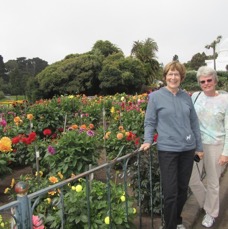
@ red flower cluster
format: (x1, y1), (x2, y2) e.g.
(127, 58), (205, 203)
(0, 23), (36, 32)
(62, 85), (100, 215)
(12, 132), (37, 145)
(43, 129), (52, 136)
(126, 131), (136, 141)
(126, 131), (140, 146)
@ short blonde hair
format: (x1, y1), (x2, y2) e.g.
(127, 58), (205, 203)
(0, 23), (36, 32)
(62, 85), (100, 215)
(163, 61), (186, 82)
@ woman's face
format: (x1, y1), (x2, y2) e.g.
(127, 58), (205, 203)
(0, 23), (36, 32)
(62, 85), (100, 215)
(165, 69), (181, 91)
(199, 75), (216, 94)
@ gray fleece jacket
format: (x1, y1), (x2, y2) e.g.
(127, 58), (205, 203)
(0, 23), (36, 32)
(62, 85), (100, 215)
(144, 87), (203, 152)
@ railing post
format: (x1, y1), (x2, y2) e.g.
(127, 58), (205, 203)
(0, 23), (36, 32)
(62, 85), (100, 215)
(14, 181), (32, 229)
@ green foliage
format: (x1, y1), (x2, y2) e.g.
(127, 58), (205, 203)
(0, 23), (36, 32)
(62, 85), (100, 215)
(0, 91), (4, 99)
(3, 58), (48, 97)
(130, 147), (162, 214)
(36, 53), (102, 98)
(189, 52), (207, 70)
(181, 70), (200, 91)
(92, 40), (123, 57)
(1, 93), (163, 218)
(42, 129), (100, 177)
(63, 179), (136, 229)
(99, 54), (146, 95)
(217, 71), (228, 91)
(0, 153), (14, 177)
(130, 38), (160, 85)
(5, 174), (137, 229)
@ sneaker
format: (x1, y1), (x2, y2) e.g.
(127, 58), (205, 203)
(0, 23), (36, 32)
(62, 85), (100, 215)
(202, 213), (215, 227)
(177, 224), (186, 229)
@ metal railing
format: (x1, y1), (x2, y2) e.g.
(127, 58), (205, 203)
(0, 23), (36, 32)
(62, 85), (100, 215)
(0, 147), (163, 229)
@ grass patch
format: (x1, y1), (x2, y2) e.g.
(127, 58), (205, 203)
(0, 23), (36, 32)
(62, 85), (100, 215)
(0, 95), (26, 102)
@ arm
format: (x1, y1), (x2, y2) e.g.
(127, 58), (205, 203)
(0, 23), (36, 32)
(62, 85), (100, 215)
(140, 95), (157, 151)
(190, 101), (203, 153)
(219, 101), (228, 165)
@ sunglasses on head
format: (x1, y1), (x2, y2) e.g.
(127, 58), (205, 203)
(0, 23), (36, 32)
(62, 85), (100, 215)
(199, 79), (213, 84)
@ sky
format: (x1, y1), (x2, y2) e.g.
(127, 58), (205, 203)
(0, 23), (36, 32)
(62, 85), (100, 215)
(1, 0), (228, 65)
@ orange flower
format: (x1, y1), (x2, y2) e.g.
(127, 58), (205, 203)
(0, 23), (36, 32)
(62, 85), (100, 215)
(125, 132), (130, 137)
(71, 124), (78, 130)
(117, 133), (124, 140)
(104, 131), (111, 139)
(49, 176), (59, 184)
(14, 116), (22, 125)
(48, 191), (56, 196)
(118, 126), (124, 131)
(14, 116), (21, 122)
(0, 137), (12, 153)
(27, 114), (34, 121)
(89, 123), (94, 129)
(80, 124), (87, 130)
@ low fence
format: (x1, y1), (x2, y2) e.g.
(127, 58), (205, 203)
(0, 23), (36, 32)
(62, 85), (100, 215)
(0, 147), (164, 229)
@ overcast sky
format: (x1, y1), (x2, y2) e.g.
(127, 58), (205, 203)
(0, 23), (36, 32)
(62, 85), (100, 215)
(1, 0), (228, 65)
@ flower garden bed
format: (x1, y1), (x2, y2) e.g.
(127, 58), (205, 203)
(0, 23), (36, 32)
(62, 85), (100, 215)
(0, 93), (162, 228)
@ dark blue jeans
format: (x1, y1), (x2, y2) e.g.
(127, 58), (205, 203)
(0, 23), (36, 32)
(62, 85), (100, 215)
(158, 149), (195, 229)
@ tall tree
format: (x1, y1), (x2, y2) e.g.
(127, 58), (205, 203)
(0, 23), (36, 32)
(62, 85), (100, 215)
(190, 52), (207, 70)
(205, 35), (222, 70)
(92, 40), (122, 57)
(0, 55), (6, 91)
(131, 38), (160, 84)
(172, 55), (179, 61)
(4, 57), (48, 97)
(36, 53), (102, 98)
(99, 53), (146, 95)
(0, 55), (6, 77)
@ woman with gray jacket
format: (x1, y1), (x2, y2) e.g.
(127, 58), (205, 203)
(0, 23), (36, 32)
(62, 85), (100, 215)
(140, 61), (203, 229)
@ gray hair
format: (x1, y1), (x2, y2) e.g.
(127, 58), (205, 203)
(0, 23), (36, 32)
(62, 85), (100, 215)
(196, 66), (218, 83)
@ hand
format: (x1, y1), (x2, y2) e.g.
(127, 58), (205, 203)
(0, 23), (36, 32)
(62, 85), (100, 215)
(139, 143), (151, 151)
(218, 155), (228, 166)
(196, 151), (204, 160)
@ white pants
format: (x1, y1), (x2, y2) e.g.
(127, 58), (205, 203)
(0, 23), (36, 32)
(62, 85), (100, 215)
(189, 144), (224, 218)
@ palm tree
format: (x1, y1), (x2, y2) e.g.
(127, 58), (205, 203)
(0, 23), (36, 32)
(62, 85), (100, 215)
(205, 35), (222, 70)
(131, 38), (160, 84)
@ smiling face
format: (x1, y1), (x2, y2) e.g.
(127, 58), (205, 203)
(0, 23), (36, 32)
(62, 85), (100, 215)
(163, 61), (186, 93)
(196, 66), (218, 96)
(165, 69), (181, 92)
(199, 74), (217, 96)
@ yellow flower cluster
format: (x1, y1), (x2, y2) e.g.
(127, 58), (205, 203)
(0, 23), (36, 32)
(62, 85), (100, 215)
(103, 207), (136, 225)
(45, 198), (52, 204)
(71, 184), (83, 192)
(0, 214), (5, 228)
(4, 178), (15, 194)
(35, 171), (44, 177)
(0, 137), (12, 153)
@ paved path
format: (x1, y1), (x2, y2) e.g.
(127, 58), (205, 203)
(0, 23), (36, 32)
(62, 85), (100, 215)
(191, 166), (228, 229)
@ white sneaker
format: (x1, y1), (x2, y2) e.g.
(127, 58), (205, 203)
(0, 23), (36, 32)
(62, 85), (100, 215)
(177, 224), (186, 229)
(202, 213), (215, 227)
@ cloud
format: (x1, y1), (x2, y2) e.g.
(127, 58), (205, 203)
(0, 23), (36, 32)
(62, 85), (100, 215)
(1, 0), (228, 65)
